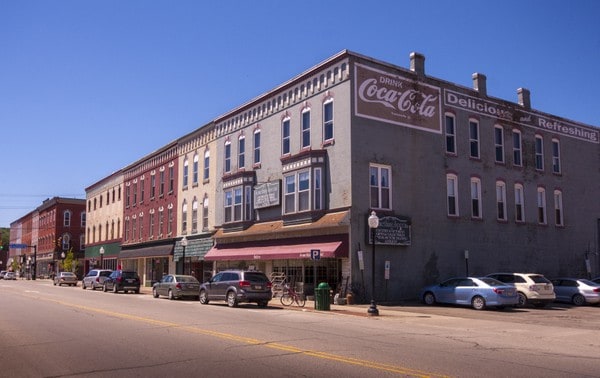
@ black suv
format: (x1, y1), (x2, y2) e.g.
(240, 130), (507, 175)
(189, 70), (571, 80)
(103, 270), (141, 294)
(199, 270), (272, 307)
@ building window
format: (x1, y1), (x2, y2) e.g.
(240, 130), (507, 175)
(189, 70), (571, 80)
(244, 186), (252, 221)
(183, 158), (189, 188)
(202, 196), (209, 231)
(167, 207), (173, 234)
(191, 198), (198, 233)
(535, 135), (544, 171)
(149, 212), (155, 238)
(80, 212), (86, 227)
(224, 187), (246, 222)
(192, 154), (199, 185)
(469, 119), (480, 159)
(513, 130), (522, 166)
(515, 184), (525, 223)
(159, 171), (165, 196)
(552, 139), (561, 174)
(132, 218), (137, 241)
(126, 186), (130, 207)
(301, 108), (311, 148)
(140, 179), (145, 202)
(471, 177), (482, 219)
(447, 174), (459, 216)
(554, 190), (564, 226)
(63, 210), (71, 227)
(369, 164), (391, 210)
(537, 187), (547, 224)
(494, 125), (504, 163)
(61, 234), (70, 250)
(224, 141), (231, 174)
(169, 166), (174, 193)
(253, 130), (261, 165)
(151, 174), (156, 198)
(314, 167), (322, 210)
(282, 118), (291, 155)
(138, 215), (143, 240)
(238, 135), (245, 170)
(496, 181), (507, 221)
(133, 183), (138, 205)
(323, 100), (334, 142)
(181, 200), (188, 233)
(203, 149), (210, 181)
(158, 210), (164, 236)
(445, 114), (456, 154)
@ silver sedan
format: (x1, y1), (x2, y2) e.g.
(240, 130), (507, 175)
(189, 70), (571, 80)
(551, 278), (600, 305)
(152, 275), (200, 300)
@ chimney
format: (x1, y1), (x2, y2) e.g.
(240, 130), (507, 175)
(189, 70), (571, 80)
(472, 73), (487, 96)
(410, 52), (425, 76)
(517, 88), (531, 109)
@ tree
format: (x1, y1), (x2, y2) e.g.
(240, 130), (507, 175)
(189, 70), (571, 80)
(62, 249), (78, 273)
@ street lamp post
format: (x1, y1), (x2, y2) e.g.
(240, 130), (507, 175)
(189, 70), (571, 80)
(367, 211), (379, 316)
(60, 251), (66, 272)
(181, 236), (188, 275)
(99, 247), (105, 269)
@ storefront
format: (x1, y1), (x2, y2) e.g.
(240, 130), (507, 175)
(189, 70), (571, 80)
(173, 236), (214, 283)
(119, 243), (175, 286)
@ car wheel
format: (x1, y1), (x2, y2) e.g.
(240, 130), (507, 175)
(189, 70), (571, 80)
(199, 290), (209, 304)
(423, 292), (436, 305)
(152, 288), (159, 298)
(572, 294), (586, 306)
(517, 292), (527, 307)
(471, 295), (486, 310)
(53, 281), (57, 286)
(168, 289), (175, 300)
(227, 291), (238, 307)
(103, 283), (108, 292)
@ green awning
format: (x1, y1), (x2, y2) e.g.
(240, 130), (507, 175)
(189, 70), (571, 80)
(85, 243), (121, 258)
(174, 237), (213, 261)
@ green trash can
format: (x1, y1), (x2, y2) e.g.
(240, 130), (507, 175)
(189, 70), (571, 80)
(315, 282), (331, 311)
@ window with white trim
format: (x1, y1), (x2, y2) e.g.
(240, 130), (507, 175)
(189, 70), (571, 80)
(149, 212), (154, 238)
(496, 181), (507, 221)
(447, 174), (459, 216)
(224, 141), (231, 174)
(554, 190), (564, 226)
(202, 195), (209, 231)
(223, 186), (252, 223)
(535, 135), (544, 171)
(323, 100), (334, 142)
(445, 114), (456, 154)
(301, 108), (311, 148)
(203, 149), (210, 181)
(282, 118), (291, 155)
(513, 130), (522, 166)
(238, 135), (245, 169)
(191, 197), (198, 233)
(63, 210), (71, 227)
(515, 184), (525, 222)
(369, 164), (391, 210)
(471, 177), (482, 219)
(469, 119), (480, 159)
(193, 154), (199, 185)
(314, 167), (322, 210)
(253, 130), (261, 165)
(552, 139), (561, 174)
(183, 158), (189, 188)
(537, 187), (547, 224)
(181, 200), (188, 233)
(494, 125), (504, 163)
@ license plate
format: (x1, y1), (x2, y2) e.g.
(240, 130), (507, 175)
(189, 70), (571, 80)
(254, 285), (262, 290)
(126, 279), (134, 283)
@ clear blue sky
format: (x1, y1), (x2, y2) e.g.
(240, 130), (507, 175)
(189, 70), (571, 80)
(1, 0), (599, 228)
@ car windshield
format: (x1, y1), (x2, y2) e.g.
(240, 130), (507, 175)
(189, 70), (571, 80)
(529, 275), (551, 284)
(62, 272), (76, 277)
(121, 272), (137, 278)
(176, 275), (199, 283)
(100, 271), (112, 277)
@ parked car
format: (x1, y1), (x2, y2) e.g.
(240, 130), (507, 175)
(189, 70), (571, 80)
(486, 273), (555, 307)
(82, 269), (113, 290)
(4, 271), (17, 280)
(199, 270), (272, 307)
(152, 274), (200, 300)
(551, 278), (600, 306)
(421, 277), (519, 310)
(103, 270), (140, 294)
(0, 271), (7, 279)
(54, 272), (78, 286)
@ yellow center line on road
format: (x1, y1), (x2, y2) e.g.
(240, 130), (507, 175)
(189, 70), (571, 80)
(42, 295), (450, 378)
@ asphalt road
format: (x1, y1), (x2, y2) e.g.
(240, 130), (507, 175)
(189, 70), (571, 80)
(1, 279), (599, 378)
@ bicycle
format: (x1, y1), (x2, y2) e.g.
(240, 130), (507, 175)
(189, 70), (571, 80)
(280, 283), (306, 307)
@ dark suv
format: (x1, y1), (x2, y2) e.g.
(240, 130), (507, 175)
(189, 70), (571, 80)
(199, 270), (272, 307)
(103, 270), (141, 294)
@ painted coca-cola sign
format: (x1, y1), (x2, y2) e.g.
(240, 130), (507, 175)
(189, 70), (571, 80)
(355, 63), (442, 133)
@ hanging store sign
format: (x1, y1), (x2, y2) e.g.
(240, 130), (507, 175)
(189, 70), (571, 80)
(253, 181), (280, 209)
(355, 63), (442, 134)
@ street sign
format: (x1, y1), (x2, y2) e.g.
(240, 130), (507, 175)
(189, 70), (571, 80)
(310, 249), (320, 261)
(9, 243), (28, 249)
